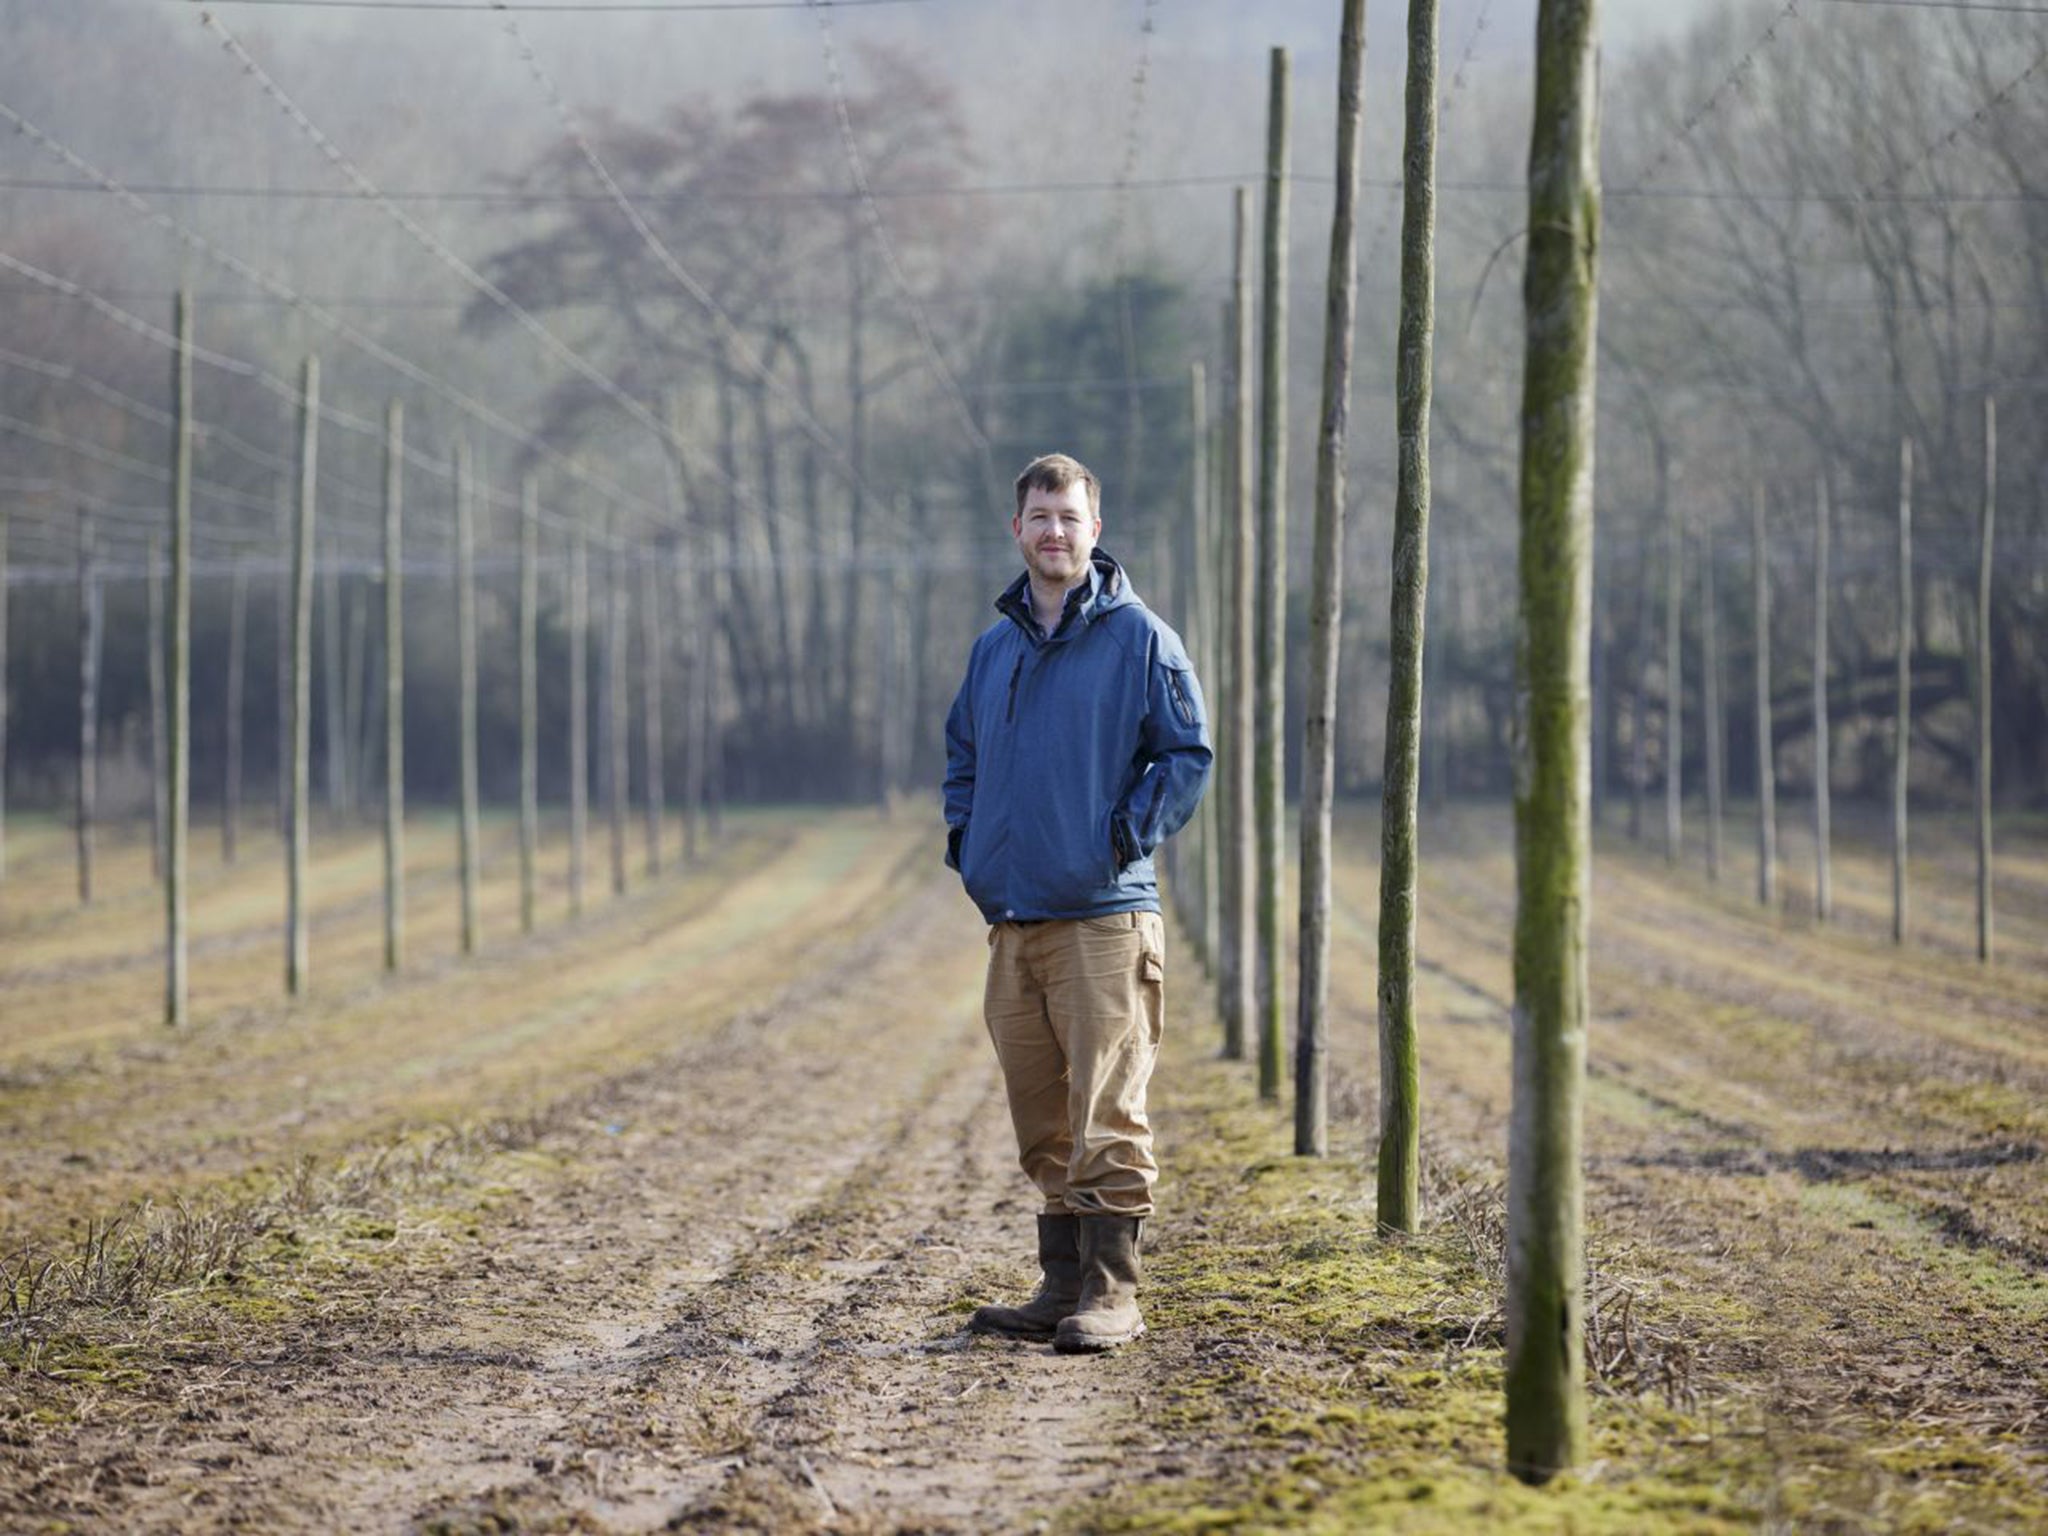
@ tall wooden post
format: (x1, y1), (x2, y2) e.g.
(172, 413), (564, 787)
(77, 510), (99, 905)
(148, 536), (167, 882)
(275, 406), (291, 839)
(1504, 0), (1599, 1484)
(224, 558), (248, 866)
(1298, 0), (1370, 1162)
(1663, 497), (1681, 864)
(0, 505), (8, 883)
(165, 291), (193, 1027)
(287, 358), (318, 995)
(1893, 437), (1911, 946)
(322, 529), (345, 817)
(1372, 0), (1437, 1212)
(519, 472), (540, 933)
(1975, 399), (1995, 962)
(382, 400), (406, 971)
(640, 551), (665, 875)
(1255, 47), (1291, 1104)
(1182, 361), (1216, 974)
(607, 513), (629, 898)
(1195, 365), (1221, 982)
(1590, 556), (1607, 825)
(1221, 190), (1256, 1063)
(1702, 532), (1723, 883)
(1752, 482), (1776, 909)
(569, 501), (589, 916)
(678, 549), (704, 863)
(1813, 473), (1831, 922)
(455, 438), (481, 956)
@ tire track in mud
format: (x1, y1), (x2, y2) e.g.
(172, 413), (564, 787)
(52, 867), (1133, 1534)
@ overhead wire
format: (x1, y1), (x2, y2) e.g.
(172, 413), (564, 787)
(196, 4), (844, 560)
(0, 91), (660, 530)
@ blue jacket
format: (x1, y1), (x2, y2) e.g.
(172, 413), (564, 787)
(943, 549), (1212, 924)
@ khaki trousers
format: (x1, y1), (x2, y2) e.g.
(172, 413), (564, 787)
(982, 911), (1167, 1219)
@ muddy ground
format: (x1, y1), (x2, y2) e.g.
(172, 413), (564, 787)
(2, 803), (2045, 1533)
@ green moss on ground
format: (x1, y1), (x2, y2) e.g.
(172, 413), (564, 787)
(1066, 1047), (2048, 1535)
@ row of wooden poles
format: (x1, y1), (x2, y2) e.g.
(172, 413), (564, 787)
(0, 296), (753, 1026)
(1146, 4), (2000, 1483)
(1626, 421), (2001, 963)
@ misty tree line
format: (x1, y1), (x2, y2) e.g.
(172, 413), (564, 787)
(1, 2), (2039, 842)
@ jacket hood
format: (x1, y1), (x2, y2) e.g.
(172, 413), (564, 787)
(995, 548), (1137, 638)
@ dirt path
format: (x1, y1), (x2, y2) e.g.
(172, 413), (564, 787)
(4, 835), (1187, 1533)
(6, 805), (2047, 1533)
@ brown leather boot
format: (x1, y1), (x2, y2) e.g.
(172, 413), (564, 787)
(969, 1214), (1081, 1338)
(1053, 1214), (1145, 1353)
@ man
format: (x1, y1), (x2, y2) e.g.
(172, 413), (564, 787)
(943, 452), (1212, 1354)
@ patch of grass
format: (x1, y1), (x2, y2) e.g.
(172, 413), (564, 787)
(1071, 1030), (2048, 1535)
(1795, 1180), (2048, 1323)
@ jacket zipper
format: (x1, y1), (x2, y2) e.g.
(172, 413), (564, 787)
(1006, 655), (1023, 723)
(1167, 669), (1195, 727)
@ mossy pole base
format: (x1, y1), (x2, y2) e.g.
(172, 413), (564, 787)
(1504, 0), (1599, 1487)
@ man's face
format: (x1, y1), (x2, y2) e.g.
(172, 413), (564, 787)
(1013, 480), (1101, 589)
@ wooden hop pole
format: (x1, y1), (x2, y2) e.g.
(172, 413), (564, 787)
(1194, 367), (1222, 981)
(1255, 46), (1292, 1104)
(569, 499), (589, 916)
(77, 510), (100, 905)
(1893, 436), (1911, 946)
(641, 554), (665, 877)
(455, 438), (481, 956)
(1663, 497), (1681, 864)
(1221, 189), (1257, 1063)
(1813, 474), (1831, 923)
(1299, 0), (1372, 1162)
(520, 473), (540, 934)
(607, 512), (630, 898)
(1373, 0), (1440, 1215)
(165, 291), (193, 1027)
(383, 401), (406, 972)
(1702, 532), (1723, 883)
(1184, 361), (1217, 977)
(287, 357), (319, 995)
(148, 537), (167, 883)
(0, 504), (8, 883)
(1503, 0), (1600, 1484)
(224, 557), (248, 866)
(1976, 398), (1995, 963)
(1752, 482), (1776, 909)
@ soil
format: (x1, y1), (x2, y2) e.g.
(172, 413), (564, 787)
(2, 803), (2045, 1532)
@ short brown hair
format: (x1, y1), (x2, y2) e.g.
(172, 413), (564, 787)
(1014, 453), (1101, 519)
